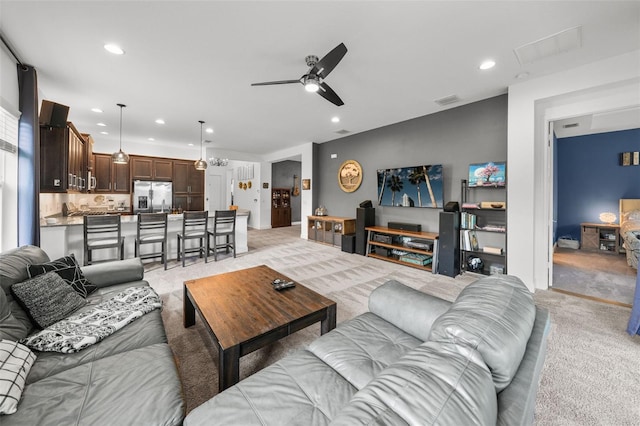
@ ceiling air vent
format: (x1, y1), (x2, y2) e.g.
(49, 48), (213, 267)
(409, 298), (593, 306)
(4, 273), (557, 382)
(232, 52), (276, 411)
(335, 129), (350, 135)
(514, 26), (582, 65)
(562, 123), (579, 129)
(434, 95), (460, 107)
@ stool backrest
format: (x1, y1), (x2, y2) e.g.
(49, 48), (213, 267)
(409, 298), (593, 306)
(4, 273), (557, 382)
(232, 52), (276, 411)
(137, 212), (168, 240)
(182, 210), (208, 234)
(213, 210), (236, 235)
(84, 214), (121, 240)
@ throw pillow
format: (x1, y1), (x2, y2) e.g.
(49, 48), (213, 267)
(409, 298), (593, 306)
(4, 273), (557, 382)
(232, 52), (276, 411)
(0, 290), (30, 341)
(27, 254), (97, 298)
(0, 339), (37, 415)
(11, 272), (87, 329)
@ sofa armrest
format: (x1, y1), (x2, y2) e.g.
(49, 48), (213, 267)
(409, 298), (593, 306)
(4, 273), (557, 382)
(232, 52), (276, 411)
(80, 258), (144, 288)
(368, 280), (452, 341)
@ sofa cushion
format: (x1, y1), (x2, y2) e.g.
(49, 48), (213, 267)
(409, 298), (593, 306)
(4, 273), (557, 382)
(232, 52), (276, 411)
(2, 343), (184, 426)
(308, 312), (421, 390)
(185, 350), (356, 426)
(0, 246), (50, 294)
(0, 339), (36, 415)
(0, 290), (30, 341)
(330, 341), (498, 426)
(27, 254), (97, 298)
(10, 272), (86, 329)
(428, 275), (535, 392)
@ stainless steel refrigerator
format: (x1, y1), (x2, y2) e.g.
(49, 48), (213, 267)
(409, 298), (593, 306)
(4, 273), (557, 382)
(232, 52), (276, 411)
(133, 180), (173, 214)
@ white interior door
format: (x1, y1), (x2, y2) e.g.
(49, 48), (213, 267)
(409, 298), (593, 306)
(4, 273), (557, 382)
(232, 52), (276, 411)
(208, 174), (225, 212)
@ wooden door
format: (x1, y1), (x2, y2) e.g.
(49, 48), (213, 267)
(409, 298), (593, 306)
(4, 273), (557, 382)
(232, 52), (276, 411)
(154, 159), (173, 180)
(113, 162), (130, 193)
(173, 161), (190, 193)
(189, 167), (205, 193)
(131, 156), (153, 180)
(93, 154), (112, 192)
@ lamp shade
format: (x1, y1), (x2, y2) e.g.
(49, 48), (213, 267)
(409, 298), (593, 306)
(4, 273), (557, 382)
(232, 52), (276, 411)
(111, 149), (129, 164)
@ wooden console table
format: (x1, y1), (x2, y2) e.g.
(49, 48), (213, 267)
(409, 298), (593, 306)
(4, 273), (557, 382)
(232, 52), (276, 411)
(366, 226), (438, 272)
(307, 215), (355, 247)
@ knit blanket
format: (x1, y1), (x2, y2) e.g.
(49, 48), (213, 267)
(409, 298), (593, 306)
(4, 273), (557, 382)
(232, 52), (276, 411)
(21, 286), (162, 353)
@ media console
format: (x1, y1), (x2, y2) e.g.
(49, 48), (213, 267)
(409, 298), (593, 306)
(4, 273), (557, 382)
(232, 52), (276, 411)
(365, 226), (438, 272)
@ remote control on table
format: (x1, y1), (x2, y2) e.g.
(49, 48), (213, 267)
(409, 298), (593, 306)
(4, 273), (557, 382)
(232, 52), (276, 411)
(274, 281), (295, 291)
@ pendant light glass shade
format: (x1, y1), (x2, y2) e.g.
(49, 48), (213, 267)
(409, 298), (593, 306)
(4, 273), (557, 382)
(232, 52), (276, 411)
(194, 120), (207, 170)
(112, 103), (129, 164)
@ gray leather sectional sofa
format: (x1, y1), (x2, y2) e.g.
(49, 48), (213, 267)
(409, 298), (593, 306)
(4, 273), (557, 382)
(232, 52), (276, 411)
(185, 274), (550, 425)
(0, 245), (184, 425)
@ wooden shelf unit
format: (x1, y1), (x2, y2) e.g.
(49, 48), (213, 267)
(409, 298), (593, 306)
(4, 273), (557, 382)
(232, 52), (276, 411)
(365, 226), (438, 272)
(580, 222), (620, 255)
(308, 215), (355, 247)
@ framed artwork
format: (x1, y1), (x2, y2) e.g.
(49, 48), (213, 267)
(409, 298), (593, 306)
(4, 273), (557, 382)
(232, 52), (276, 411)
(338, 160), (363, 193)
(468, 162), (506, 187)
(302, 179), (311, 190)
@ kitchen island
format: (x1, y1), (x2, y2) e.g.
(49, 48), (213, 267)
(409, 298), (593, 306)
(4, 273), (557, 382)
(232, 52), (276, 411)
(40, 210), (250, 265)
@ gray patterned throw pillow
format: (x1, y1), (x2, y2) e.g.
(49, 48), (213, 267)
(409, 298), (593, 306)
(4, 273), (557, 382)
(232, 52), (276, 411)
(27, 254), (97, 298)
(11, 272), (87, 329)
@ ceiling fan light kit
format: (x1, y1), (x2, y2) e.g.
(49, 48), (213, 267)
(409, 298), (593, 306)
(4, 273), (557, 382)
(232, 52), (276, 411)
(251, 43), (347, 106)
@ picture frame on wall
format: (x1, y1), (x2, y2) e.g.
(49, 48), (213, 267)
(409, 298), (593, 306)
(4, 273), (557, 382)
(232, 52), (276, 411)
(468, 162), (506, 187)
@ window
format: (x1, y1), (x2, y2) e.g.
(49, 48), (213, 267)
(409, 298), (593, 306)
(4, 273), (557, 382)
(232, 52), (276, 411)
(0, 104), (19, 250)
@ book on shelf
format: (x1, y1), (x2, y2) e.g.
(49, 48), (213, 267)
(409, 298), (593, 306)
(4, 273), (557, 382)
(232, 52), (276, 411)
(399, 252), (432, 266)
(462, 203), (480, 209)
(482, 246), (503, 255)
(461, 229), (479, 251)
(479, 223), (506, 232)
(460, 212), (477, 230)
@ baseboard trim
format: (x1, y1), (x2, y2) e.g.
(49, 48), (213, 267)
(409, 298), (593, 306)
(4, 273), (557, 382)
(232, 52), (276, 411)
(550, 288), (632, 308)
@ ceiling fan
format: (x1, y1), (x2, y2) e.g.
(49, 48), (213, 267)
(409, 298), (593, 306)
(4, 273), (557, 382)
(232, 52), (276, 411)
(251, 43), (347, 106)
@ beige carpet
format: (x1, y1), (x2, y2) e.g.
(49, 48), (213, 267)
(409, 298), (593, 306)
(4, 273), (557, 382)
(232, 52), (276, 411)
(145, 225), (640, 425)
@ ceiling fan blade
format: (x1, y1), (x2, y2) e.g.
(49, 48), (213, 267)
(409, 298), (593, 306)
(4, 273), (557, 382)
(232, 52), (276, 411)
(251, 79), (301, 86)
(317, 82), (344, 106)
(311, 43), (347, 78)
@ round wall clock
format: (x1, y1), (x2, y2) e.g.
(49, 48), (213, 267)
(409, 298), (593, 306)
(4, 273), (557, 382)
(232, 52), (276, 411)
(338, 159), (363, 193)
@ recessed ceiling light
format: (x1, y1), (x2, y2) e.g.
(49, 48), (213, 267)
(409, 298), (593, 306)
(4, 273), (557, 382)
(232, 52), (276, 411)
(188, 143), (194, 146)
(479, 59), (496, 70)
(91, 108), (103, 113)
(331, 116), (340, 123)
(100, 131), (108, 135)
(148, 138), (155, 141)
(205, 127), (214, 134)
(97, 122), (106, 127)
(104, 44), (125, 55)
(155, 119), (165, 125)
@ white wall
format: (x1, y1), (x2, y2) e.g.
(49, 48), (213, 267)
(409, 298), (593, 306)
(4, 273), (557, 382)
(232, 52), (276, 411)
(508, 50), (640, 291)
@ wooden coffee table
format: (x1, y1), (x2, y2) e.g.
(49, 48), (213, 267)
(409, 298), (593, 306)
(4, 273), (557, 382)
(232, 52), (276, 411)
(183, 264), (337, 391)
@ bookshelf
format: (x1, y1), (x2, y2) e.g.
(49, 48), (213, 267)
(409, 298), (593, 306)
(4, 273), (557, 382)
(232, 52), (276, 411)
(460, 179), (507, 275)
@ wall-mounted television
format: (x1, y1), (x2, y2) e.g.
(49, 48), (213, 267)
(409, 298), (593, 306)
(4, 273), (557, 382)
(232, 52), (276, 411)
(377, 164), (444, 208)
(468, 162), (506, 187)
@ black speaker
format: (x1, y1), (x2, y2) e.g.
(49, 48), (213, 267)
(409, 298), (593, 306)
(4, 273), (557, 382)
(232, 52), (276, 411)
(388, 222), (421, 232)
(40, 100), (69, 128)
(359, 200), (373, 208)
(341, 234), (356, 253)
(356, 207), (375, 255)
(438, 212), (460, 277)
(444, 201), (459, 212)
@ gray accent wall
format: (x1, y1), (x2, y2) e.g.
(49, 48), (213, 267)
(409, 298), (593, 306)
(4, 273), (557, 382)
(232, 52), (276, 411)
(315, 94), (508, 233)
(272, 160), (302, 222)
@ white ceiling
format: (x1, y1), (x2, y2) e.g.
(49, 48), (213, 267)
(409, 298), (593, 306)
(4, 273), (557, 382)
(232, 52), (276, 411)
(1, 1), (639, 157)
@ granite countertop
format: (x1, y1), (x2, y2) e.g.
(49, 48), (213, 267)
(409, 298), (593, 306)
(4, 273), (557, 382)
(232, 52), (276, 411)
(41, 209), (251, 228)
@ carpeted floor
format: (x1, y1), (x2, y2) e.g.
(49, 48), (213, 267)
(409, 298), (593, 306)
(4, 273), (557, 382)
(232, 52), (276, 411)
(146, 225), (640, 425)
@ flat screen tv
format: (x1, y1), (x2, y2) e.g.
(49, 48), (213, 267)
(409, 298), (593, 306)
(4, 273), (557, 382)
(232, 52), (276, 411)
(468, 161), (506, 187)
(377, 164), (444, 208)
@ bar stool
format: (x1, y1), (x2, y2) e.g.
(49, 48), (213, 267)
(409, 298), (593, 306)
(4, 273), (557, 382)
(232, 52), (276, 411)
(176, 210), (209, 267)
(208, 210), (236, 261)
(83, 214), (125, 265)
(135, 212), (168, 270)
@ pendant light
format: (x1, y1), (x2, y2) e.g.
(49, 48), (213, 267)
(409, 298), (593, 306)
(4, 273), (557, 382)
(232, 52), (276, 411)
(111, 103), (130, 164)
(194, 120), (207, 170)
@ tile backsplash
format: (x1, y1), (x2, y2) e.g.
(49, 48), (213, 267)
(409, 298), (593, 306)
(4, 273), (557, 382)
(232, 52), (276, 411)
(40, 193), (131, 218)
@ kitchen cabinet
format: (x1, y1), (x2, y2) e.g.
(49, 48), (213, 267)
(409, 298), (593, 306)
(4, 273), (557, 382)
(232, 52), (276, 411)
(40, 123), (87, 193)
(131, 156), (173, 181)
(93, 153), (131, 193)
(173, 160), (204, 211)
